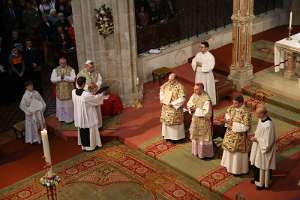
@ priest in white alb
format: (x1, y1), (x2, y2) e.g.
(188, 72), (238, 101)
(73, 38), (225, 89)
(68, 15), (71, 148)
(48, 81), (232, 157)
(160, 73), (186, 141)
(72, 76), (105, 151)
(19, 81), (46, 144)
(50, 57), (76, 123)
(250, 105), (276, 190)
(191, 41), (216, 105)
(187, 83), (213, 159)
(221, 95), (251, 175)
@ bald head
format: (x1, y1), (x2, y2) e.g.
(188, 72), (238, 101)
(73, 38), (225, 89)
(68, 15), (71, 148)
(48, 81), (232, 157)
(194, 83), (204, 94)
(255, 105), (268, 119)
(168, 73), (177, 84)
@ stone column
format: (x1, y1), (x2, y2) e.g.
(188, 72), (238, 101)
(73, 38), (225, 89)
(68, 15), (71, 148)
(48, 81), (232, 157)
(228, 0), (255, 90)
(72, 0), (139, 106)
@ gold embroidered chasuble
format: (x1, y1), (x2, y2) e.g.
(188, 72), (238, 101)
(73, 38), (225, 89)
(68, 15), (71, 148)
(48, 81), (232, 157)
(187, 92), (212, 141)
(77, 68), (98, 86)
(55, 66), (74, 100)
(222, 105), (251, 153)
(160, 81), (185, 126)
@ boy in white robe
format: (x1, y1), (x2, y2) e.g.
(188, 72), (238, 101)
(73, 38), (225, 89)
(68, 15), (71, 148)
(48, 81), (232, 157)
(250, 105), (276, 190)
(72, 77), (104, 151)
(191, 41), (216, 105)
(19, 81), (46, 144)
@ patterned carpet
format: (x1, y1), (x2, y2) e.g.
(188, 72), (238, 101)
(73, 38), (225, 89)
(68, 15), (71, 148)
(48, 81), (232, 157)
(0, 141), (221, 200)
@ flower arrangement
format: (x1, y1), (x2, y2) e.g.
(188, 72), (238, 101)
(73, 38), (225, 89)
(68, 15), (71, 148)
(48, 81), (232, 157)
(40, 175), (61, 188)
(95, 5), (114, 38)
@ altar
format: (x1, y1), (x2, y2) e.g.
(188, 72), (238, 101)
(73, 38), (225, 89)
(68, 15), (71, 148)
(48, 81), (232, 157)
(274, 32), (300, 79)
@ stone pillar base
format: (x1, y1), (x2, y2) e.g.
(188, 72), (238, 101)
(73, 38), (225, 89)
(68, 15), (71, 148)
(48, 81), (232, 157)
(228, 65), (254, 91)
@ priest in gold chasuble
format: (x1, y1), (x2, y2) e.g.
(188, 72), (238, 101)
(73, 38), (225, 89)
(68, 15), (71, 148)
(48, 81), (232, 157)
(221, 95), (251, 175)
(160, 73), (186, 141)
(187, 83), (213, 159)
(51, 57), (76, 123)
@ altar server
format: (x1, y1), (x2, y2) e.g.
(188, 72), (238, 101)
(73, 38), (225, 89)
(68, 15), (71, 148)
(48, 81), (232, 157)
(72, 77), (104, 151)
(250, 105), (276, 190)
(191, 41), (216, 105)
(187, 83), (213, 159)
(160, 73), (186, 141)
(19, 81), (46, 144)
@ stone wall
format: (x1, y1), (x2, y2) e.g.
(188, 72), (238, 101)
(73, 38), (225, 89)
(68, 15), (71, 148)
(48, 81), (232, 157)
(138, 8), (289, 82)
(72, 0), (139, 106)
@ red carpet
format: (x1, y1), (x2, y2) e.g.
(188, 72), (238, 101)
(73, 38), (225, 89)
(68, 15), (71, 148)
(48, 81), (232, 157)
(212, 25), (300, 75)
(1, 26), (300, 200)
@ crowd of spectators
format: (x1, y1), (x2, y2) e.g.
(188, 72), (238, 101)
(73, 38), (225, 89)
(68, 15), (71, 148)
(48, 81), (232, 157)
(0, 0), (75, 103)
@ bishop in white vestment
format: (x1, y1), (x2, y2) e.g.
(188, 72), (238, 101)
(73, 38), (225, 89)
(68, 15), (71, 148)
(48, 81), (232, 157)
(50, 57), (76, 123)
(72, 77), (104, 151)
(77, 60), (102, 92)
(221, 95), (251, 175)
(250, 106), (276, 190)
(160, 73), (186, 141)
(191, 42), (216, 105)
(19, 81), (46, 144)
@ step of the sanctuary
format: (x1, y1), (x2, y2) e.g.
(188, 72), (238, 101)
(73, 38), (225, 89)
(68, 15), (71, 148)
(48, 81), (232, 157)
(243, 84), (300, 115)
(243, 91), (300, 127)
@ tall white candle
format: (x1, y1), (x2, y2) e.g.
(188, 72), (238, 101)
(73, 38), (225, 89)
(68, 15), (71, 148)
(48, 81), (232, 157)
(289, 11), (293, 29)
(136, 77), (140, 85)
(41, 129), (53, 177)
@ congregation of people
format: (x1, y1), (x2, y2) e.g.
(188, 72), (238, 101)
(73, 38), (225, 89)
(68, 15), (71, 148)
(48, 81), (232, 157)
(160, 41), (277, 190)
(0, 0), (75, 102)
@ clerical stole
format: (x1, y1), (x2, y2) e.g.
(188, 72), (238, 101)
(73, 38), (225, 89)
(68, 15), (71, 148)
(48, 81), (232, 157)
(222, 105), (251, 153)
(56, 66), (74, 100)
(160, 81), (185, 126)
(188, 92), (212, 141)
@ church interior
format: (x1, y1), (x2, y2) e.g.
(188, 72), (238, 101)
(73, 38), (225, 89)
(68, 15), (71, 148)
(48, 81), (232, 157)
(1, 0), (300, 199)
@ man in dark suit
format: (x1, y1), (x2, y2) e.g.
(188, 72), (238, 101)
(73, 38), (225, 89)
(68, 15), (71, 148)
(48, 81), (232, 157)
(23, 39), (43, 95)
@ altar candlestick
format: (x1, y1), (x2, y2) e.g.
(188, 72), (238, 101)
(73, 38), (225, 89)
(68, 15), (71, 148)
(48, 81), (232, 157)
(41, 129), (53, 177)
(289, 11), (293, 29)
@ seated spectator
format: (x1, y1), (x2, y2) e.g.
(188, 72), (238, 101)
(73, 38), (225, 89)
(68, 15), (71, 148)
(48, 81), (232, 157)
(22, 2), (41, 38)
(23, 39), (43, 95)
(48, 8), (59, 24)
(67, 16), (75, 46)
(55, 12), (69, 30)
(9, 30), (23, 51)
(40, 14), (55, 42)
(9, 47), (25, 99)
(39, 0), (56, 15)
(54, 26), (73, 52)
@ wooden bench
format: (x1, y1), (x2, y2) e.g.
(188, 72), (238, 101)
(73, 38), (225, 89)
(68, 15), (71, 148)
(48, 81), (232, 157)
(12, 120), (25, 141)
(152, 67), (171, 85)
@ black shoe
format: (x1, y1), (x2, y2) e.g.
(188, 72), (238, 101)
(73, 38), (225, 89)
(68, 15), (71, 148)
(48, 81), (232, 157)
(251, 179), (255, 184)
(256, 186), (264, 190)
